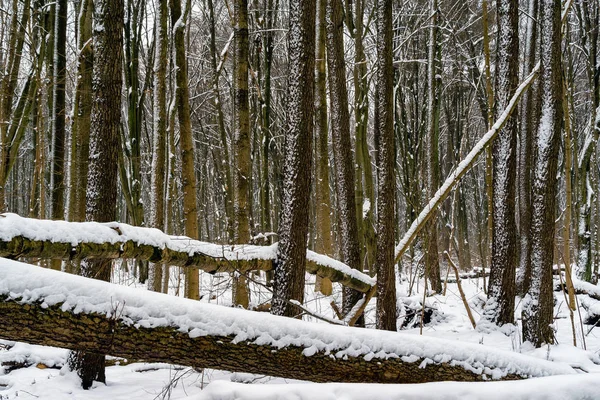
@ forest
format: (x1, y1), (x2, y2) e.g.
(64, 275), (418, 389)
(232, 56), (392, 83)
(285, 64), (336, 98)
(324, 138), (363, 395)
(0, 0), (599, 398)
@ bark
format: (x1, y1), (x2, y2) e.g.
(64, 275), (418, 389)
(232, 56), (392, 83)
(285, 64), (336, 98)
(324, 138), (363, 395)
(148, 0), (169, 292)
(314, 0), (333, 296)
(522, 0), (562, 348)
(375, 0), (396, 332)
(272, 0), (315, 317)
(326, 0), (362, 317)
(68, 0), (93, 223)
(70, 0), (124, 388)
(517, 0), (539, 295)
(171, 0), (201, 300)
(51, 0), (67, 221)
(424, 0), (442, 293)
(484, 0), (519, 326)
(0, 216), (374, 293)
(482, 0), (494, 287)
(233, 0), (251, 308)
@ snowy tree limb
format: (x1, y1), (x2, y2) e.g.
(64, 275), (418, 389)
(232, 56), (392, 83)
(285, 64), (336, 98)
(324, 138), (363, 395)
(394, 0), (574, 264)
(394, 65), (540, 263)
(0, 213), (374, 293)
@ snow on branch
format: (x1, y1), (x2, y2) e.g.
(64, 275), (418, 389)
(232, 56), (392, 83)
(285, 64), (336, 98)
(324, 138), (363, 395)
(394, 0), (574, 263)
(394, 64), (540, 262)
(0, 213), (374, 293)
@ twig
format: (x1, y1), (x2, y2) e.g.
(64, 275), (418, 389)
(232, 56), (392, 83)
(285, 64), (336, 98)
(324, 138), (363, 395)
(444, 252), (476, 329)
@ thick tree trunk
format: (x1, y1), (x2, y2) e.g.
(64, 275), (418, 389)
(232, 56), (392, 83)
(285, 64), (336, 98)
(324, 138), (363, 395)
(375, 0), (396, 332)
(326, 0), (363, 317)
(0, 297), (528, 384)
(69, 0), (124, 388)
(522, 0), (563, 348)
(272, 0), (315, 317)
(484, 0), (519, 326)
(0, 262), (572, 384)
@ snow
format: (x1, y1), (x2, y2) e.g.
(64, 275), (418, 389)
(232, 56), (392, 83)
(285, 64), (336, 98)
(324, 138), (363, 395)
(0, 213), (374, 288)
(192, 374), (600, 400)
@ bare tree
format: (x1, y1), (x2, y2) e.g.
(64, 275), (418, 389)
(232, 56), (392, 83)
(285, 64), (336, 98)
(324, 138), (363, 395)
(522, 0), (563, 347)
(375, 0), (397, 331)
(68, 0), (124, 388)
(272, 0), (315, 317)
(484, 0), (519, 326)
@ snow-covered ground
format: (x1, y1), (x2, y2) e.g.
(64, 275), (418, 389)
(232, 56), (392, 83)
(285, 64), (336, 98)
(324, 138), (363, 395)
(1, 260), (599, 399)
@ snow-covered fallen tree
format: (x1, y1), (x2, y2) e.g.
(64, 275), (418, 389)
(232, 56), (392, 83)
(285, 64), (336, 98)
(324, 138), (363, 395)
(0, 258), (577, 383)
(0, 213), (374, 293)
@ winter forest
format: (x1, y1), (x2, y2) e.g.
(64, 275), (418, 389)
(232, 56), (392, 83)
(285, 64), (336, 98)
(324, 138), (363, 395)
(0, 0), (599, 398)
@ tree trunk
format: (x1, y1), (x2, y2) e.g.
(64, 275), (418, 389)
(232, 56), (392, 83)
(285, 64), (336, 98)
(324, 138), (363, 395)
(148, 0), (169, 293)
(272, 0), (316, 317)
(484, 0), (519, 327)
(68, 0), (124, 388)
(522, 0), (562, 348)
(232, 0), (251, 308)
(50, 0), (67, 223)
(424, 0), (442, 293)
(171, 0), (201, 300)
(375, 0), (396, 332)
(326, 0), (363, 318)
(314, 0), (333, 296)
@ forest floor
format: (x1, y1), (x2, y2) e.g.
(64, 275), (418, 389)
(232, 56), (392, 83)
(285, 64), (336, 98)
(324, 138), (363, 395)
(1, 264), (599, 399)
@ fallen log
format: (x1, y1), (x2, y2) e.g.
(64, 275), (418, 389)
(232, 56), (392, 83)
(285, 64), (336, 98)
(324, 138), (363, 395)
(0, 213), (374, 293)
(0, 258), (575, 383)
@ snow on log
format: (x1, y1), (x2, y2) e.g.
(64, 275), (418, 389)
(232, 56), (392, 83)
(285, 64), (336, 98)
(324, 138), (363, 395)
(0, 258), (576, 383)
(0, 213), (374, 293)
